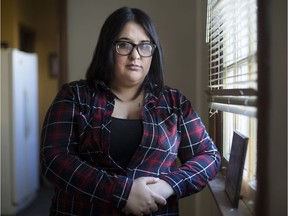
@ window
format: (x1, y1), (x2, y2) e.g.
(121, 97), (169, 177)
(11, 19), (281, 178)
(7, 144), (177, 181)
(206, 0), (258, 213)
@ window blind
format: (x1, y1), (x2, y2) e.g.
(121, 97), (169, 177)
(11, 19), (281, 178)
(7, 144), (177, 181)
(206, 0), (258, 117)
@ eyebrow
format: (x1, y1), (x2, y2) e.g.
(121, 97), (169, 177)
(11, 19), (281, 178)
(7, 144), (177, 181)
(117, 37), (151, 43)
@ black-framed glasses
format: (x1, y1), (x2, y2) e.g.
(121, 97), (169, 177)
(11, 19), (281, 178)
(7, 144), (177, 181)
(114, 41), (156, 57)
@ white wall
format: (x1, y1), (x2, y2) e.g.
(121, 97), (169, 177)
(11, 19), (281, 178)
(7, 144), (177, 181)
(67, 1), (215, 215)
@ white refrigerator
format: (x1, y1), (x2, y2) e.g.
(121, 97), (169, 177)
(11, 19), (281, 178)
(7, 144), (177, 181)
(1, 48), (40, 214)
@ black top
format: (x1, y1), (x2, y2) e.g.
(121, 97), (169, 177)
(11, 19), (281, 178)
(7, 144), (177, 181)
(109, 117), (143, 168)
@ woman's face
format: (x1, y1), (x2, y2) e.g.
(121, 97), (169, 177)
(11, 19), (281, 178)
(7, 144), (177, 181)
(112, 21), (153, 89)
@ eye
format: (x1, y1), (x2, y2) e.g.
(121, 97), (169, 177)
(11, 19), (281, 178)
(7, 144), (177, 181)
(139, 43), (153, 51)
(117, 41), (131, 49)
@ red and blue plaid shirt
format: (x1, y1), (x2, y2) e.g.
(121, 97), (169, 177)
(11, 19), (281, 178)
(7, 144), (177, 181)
(41, 80), (220, 215)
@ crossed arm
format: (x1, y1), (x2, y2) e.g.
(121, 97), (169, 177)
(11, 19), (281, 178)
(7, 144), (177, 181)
(122, 177), (175, 216)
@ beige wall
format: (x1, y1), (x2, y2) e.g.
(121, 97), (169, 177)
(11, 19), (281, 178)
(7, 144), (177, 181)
(1, 0), (19, 47)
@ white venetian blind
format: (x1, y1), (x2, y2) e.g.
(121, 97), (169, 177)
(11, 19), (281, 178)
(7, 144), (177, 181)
(206, 0), (258, 117)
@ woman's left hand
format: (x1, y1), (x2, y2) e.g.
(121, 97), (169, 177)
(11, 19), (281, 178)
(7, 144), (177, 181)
(147, 179), (175, 199)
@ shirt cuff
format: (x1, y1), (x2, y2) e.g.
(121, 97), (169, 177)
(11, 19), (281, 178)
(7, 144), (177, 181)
(111, 176), (133, 209)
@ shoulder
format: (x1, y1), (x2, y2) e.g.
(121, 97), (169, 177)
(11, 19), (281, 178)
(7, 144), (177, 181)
(146, 82), (192, 108)
(148, 85), (192, 111)
(59, 80), (95, 93)
(62, 79), (89, 89)
(161, 85), (189, 103)
(161, 86), (199, 118)
(55, 80), (99, 101)
(163, 85), (181, 95)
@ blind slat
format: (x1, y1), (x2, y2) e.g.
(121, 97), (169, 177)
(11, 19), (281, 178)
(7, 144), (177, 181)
(208, 96), (257, 106)
(206, 88), (257, 96)
(206, 88), (257, 107)
(209, 102), (257, 117)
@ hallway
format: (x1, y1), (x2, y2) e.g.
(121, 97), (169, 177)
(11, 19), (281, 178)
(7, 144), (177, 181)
(15, 185), (54, 216)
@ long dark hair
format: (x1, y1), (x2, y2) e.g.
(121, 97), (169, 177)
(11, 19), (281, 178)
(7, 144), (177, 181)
(85, 7), (164, 95)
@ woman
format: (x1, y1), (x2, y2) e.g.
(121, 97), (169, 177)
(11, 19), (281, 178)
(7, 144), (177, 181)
(41, 7), (221, 216)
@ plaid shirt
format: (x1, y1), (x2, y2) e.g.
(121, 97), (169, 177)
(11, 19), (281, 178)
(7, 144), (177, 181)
(41, 80), (220, 216)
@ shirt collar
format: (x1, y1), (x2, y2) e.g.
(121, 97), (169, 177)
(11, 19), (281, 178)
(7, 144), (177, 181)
(94, 80), (110, 92)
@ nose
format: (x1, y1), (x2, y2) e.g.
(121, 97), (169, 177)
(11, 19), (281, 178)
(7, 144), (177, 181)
(129, 46), (141, 59)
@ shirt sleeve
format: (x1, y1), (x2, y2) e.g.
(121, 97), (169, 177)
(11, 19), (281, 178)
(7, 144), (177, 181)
(160, 92), (221, 198)
(40, 82), (132, 208)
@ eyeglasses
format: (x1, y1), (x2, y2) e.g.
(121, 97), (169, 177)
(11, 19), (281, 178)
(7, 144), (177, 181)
(114, 41), (156, 57)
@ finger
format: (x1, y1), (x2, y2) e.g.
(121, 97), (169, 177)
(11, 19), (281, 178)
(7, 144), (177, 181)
(152, 192), (167, 206)
(142, 208), (150, 215)
(150, 204), (158, 212)
(142, 176), (159, 185)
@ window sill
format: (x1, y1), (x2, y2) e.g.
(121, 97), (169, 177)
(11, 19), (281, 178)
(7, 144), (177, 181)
(208, 173), (254, 216)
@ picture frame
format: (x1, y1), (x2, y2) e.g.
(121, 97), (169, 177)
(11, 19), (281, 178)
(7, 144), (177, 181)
(225, 130), (249, 208)
(49, 53), (59, 78)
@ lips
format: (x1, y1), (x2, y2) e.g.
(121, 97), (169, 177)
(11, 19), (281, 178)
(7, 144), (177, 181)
(127, 64), (141, 70)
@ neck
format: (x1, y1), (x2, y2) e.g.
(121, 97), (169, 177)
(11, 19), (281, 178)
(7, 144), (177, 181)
(111, 84), (142, 102)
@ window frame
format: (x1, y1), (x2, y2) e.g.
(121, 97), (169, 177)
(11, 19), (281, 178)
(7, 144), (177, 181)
(206, 0), (258, 214)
